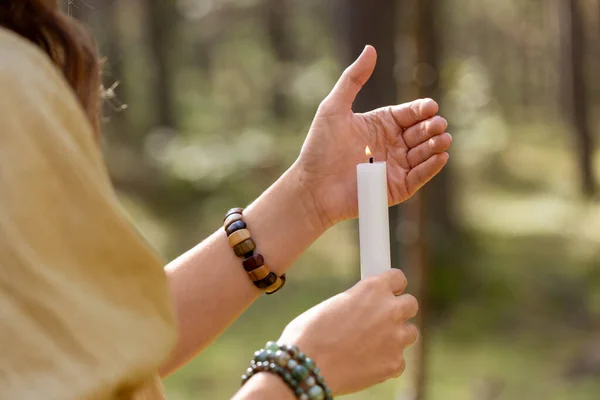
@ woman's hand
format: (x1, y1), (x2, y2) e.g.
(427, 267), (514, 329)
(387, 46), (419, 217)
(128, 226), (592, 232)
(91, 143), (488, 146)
(278, 269), (418, 395)
(295, 45), (452, 228)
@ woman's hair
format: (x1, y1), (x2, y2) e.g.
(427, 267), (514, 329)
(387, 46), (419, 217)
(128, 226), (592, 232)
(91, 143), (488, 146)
(0, 0), (101, 137)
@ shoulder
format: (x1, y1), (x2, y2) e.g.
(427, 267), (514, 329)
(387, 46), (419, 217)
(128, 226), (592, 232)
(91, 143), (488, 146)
(0, 27), (101, 167)
(0, 27), (70, 95)
(0, 27), (92, 135)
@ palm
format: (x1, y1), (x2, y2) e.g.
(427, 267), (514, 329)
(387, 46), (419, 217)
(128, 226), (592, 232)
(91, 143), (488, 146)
(295, 46), (451, 226)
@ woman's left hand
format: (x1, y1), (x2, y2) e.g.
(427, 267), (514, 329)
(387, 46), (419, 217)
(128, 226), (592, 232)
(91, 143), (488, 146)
(295, 45), (452, 229)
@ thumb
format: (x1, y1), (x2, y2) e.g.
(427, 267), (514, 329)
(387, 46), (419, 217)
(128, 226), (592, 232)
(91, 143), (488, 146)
(323, 45), (377, 113)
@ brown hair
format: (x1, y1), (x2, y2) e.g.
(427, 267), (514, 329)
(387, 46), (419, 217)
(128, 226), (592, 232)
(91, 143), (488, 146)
(0, 0), (101, 137)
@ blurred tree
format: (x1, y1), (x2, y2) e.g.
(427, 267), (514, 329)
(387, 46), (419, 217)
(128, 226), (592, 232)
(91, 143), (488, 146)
(560, 0), (595, 196)
(333, 0), (400, 271)
(265, 0), (294, 120)
(409, 1), (440, 398)
(146, 0), (179, 130)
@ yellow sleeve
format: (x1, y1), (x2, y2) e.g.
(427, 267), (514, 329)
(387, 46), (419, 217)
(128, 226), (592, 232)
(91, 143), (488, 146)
(0, 29), (176, 399)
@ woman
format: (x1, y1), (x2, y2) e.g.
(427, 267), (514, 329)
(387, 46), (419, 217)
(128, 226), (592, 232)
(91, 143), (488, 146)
(0, 1), (452, 399)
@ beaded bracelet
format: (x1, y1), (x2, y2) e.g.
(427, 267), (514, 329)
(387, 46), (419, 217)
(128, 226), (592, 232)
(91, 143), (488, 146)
(242, 341), (333, 400)
(223, 208), (286, 295)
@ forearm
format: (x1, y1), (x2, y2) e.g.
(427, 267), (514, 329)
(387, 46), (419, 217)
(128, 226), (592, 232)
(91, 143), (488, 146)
(232, 373), (296, 400)
(160, 164), (326, 375)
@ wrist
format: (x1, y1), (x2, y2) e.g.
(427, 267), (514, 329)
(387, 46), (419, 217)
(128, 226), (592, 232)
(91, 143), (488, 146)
(242, 165), (327, 276)
(240, 341), (333, 400)
(289, 161), (334, 233)
(234, 372), (296, 400)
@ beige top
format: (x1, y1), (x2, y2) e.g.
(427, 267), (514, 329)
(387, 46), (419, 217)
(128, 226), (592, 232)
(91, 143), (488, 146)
(0, 28), (176, 399)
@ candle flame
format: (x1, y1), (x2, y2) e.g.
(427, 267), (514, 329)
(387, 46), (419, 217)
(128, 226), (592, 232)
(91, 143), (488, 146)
(365, 146), (372, 157)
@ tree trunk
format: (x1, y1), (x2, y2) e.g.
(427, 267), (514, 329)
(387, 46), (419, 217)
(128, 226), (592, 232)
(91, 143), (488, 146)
(265, 0), (294, 120)
(146, 0), (178, 129)
(560, 0), (595, 196)
(334, 0), (401, 271)
(409, 0), (442, 399)
(335, 0), (401, 268)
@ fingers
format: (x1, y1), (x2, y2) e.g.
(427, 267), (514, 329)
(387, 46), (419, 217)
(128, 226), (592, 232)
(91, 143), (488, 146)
(395, 294), (419, 320)
(407, 133), (452, 168)
(385, 98), (439, 129)
(406, 152), (449, 195)
(322, 45), (377, 113)
(398, 323), (419, 348)
(403, 115), (448, 148)
(389, 356), (407, 378)
(379, 268), (408, 295)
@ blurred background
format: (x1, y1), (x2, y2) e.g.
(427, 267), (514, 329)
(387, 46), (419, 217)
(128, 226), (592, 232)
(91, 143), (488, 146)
(66, 0), (600, 399)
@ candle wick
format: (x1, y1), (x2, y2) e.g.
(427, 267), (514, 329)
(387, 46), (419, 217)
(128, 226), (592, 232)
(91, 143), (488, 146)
(369, 157), (374, 163)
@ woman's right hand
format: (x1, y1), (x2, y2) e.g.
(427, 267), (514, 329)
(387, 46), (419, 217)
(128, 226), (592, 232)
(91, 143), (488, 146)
(278, 269), (419, 395)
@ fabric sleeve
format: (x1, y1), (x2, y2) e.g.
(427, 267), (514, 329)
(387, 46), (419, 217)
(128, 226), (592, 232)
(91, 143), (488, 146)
(0, 29), (176, 400)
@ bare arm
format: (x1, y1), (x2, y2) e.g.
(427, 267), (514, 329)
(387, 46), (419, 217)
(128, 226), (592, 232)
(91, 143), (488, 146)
(159, 46), (450, 377)
(160, 165), (326, 375)
(232, 373), (297, 400)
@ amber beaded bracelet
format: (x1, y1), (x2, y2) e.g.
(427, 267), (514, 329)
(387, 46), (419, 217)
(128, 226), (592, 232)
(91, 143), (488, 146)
(223, 208), (286, 294)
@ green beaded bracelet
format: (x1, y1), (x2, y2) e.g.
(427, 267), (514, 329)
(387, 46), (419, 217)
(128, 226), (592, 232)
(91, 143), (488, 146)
(242, 341), (333, 400)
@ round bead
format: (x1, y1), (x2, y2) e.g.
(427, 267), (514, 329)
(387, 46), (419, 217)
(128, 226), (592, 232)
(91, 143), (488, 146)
(287, 359), (298, 370)
(255, 350), (268, 362)
(246, 367), (253, 375)
(255, 272), (278, 289)
(228, 229), (251, 248)
(224, 208), (244, 221)
(275, 350), (291, 367)
(288, 345), (300, 358)
(283, 371), (293, 383)
(308, 385), (325, 400)
(305, 357), (316, 371)
(314, 367), (320, 374)
(265, 341), (279, 352)
(305, 376), (316, 387)
(234, 238), (256, 257)
(265, 350), (275, 361)
(248, 265), (270, 282)
(296, 387), (305, 396)
(299, 395), (309, 400)
(225, 220), (247, 236)
(291, 365), (309, 381)
(297, 352), (306, 362)
(316, 375), (325, 385)
(241, 374), (248, 382)
(243, 254), (265, 271)
(224, 213), (243, 230)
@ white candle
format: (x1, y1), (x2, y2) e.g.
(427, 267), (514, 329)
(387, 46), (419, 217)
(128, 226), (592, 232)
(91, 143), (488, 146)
(357, 146), (391, 279)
